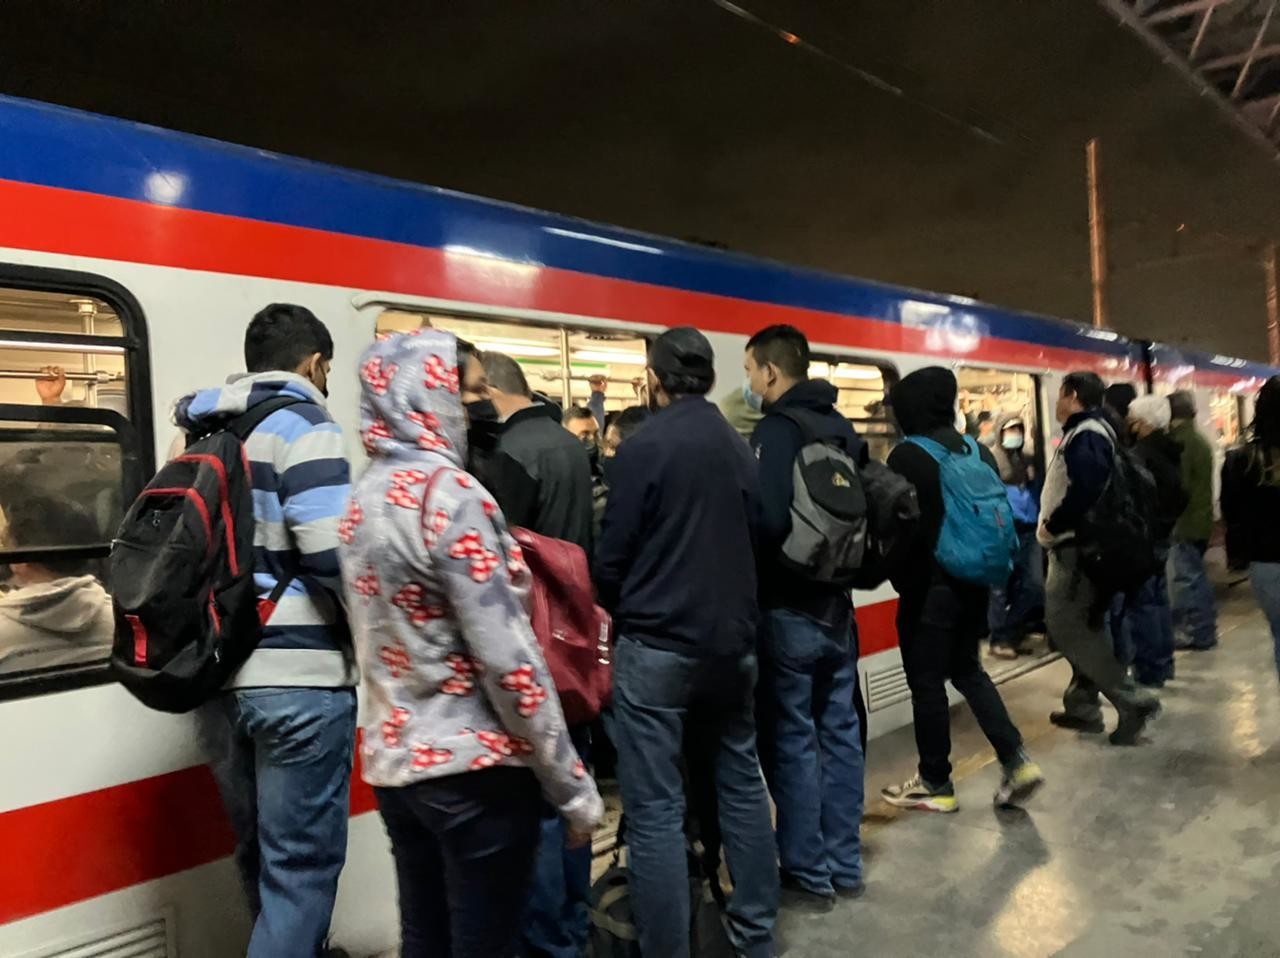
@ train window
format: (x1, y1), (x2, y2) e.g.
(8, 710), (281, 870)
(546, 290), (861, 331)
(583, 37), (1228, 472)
(375, 310), (648, 415)
(810, 358), (898, 462)
(1208, 390), (1241, 447)
(955, 367), (1041, 465)
(0, 270), (151, 700)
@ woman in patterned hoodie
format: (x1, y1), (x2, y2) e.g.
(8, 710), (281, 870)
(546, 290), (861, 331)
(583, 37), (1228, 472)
(340, 329), (602, 958)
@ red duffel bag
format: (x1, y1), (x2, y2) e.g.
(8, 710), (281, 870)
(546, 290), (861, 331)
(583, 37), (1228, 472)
(511, 527), (613, 726)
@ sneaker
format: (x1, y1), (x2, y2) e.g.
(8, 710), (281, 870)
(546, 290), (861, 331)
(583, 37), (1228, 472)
(881, 774), (958, 813)
(779, 873), (835, 913)
(835, 880), (866, 900)
(1049, 711), (1105, 734)
(990, 644), (1020, 661)
(993, 757), (1045, 808)
(1110, 699), (1162, 746)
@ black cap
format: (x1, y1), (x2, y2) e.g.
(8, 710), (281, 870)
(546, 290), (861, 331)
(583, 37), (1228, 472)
(648, 327), (716, 391)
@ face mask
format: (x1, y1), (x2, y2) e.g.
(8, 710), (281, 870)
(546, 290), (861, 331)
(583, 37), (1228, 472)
(1002, 433), (1024, 451)
(742, 381), (764, 413)
(465, 399), (498, 423)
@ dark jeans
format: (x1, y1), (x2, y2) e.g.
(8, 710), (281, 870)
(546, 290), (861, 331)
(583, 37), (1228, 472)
(988, 527), (1045, 648)
(199, 687), (357, 958)
(1128, 572), (1175, 684)
(899, 578), (1024, 785)
(613, 636), (779, 958)
(1108, 592), (1136, 668)
(757, 609), (864, 896)
(1169, 539), (1218, 648)
(376, 769), (543, 958)
(519, 729), (592, 958)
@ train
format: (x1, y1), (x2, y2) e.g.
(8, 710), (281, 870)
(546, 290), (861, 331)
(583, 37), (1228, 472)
(0, 93), (1275, 957)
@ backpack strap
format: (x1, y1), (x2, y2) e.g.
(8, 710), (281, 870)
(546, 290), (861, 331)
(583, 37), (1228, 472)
(773, 406), (822, 443)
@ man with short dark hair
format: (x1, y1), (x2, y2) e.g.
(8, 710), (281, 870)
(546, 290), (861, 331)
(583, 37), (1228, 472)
(1168, 389), (1219, 651)
(562, 404), (599, 446)
(1040, 372), (1160, 746)
(481, 352), (593, 553)
(596, 327), (778, 958)
(180, 303), (356, 958)
(744, 324), (865, 909)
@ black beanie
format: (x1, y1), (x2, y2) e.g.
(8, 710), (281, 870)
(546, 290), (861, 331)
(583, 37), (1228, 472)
(648, 327), (715, 392)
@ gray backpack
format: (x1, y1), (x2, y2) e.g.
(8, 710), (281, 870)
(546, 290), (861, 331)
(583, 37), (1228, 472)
(775, 408), (868, 584)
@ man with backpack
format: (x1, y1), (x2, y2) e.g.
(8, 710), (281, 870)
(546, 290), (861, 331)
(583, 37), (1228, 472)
(178, 304), (356, 957)
(880, 367), (1043, 813)
(744, 324), (866, 910)
(595, 327), (778, 958)
(1039, 372), (1160, 746)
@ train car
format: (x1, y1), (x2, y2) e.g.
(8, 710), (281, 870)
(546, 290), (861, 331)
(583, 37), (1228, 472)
(0, 93), (1276, 957)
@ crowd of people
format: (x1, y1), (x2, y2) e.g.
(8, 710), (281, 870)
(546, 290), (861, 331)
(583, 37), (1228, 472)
(9, 300), (1280, 958)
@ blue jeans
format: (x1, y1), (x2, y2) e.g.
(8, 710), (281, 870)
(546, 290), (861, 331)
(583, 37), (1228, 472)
(988, 528), (1045, 648)
(376, 769), (542, 958)
(200, 687), (357, 958)
(519, 729), (592, 958)
(1127, 572), (1175, 684)
(612, 636), (779, 958)
(1250, 562), (1280, 679)
(1169, 539), (1218, 648)
(757, 609), (864, 896)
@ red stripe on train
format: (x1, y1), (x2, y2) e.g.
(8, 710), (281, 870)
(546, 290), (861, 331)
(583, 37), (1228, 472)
(0, 178), (1133, 377)
(0, 600), (899, 925)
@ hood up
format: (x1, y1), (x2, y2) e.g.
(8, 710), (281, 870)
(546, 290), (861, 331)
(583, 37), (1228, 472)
(357, 329), (467, 468)
(0, 575), (111, 634)
(890, 366), (958, 435)
(174, 371), (326, 433)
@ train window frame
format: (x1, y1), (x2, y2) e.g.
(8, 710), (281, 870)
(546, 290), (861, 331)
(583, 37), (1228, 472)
(954, 365), (1047, 478)
(809, 352), (900, 460)
(0, 264), (154, 702)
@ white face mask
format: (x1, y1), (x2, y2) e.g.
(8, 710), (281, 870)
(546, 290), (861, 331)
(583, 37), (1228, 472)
(742, 381), (764, 413)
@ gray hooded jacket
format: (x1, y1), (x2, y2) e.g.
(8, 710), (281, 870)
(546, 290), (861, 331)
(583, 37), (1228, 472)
(340, 330), (601, 831)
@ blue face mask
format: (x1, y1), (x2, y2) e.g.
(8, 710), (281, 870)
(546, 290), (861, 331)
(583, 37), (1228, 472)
(742, 381), (764, 413)
(1002, 432), (1025, 451)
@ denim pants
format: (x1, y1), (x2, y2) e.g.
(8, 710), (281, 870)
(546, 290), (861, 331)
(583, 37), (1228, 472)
(757, 609), (864, 896)
(1127, 572), (1176, 684)
(519, 729), (592, 958)
(612, 636), (779, 958)
(899, 577), (1024, 785)
(199, 687), (357, 958)
(376, 768), (542, 958)
(1250, 562), (1280, 679)
(1168, 539), (1218, 648)
(988, 527), (1045, 648)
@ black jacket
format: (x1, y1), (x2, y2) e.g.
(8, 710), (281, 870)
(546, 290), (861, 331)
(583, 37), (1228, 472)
(1222, 443), (1280, 566)
(492, 403), (595, 553)
(1131, 429), (1187, 559)
(886, 368), (999, 633)
(593, 396), (760, 657)
(751, 379), (866, 624)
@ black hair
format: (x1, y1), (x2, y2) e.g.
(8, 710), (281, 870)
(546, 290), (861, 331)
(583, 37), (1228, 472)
(480, 352), (531, 397)
(244, 303), (334, 373)
(1062, 371), (1105, 410)
(1253, 375), (1280, 448)
(746, 324), (810, 380)
(1104, 382), (1137, 417)
(563, 405), (595, 425)
(3, 496), (100, 577)
(654, 368), (714, 398)
(610, 405), (650, 444)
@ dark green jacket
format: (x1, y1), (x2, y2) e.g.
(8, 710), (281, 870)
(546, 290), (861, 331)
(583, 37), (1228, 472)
(1171, 418), (1214, 542)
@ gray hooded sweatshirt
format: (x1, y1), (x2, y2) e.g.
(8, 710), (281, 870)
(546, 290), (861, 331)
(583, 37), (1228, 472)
(340, 330), (601, 831)
(0, 575), (114, 674)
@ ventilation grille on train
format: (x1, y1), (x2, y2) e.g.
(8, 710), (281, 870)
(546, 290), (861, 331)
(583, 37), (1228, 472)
(23, 914), (173, 958)
(865, 663), (912, 713)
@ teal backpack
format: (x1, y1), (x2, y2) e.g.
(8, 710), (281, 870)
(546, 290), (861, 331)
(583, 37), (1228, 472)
(906, 434), (1018, 587)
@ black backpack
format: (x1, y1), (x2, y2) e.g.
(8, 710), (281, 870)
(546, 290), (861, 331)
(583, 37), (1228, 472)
(773, 408), (869, 585)
(109, 397), (301, 712)
(850, 458), (921, 590)
(1075, 423), (1160, 596)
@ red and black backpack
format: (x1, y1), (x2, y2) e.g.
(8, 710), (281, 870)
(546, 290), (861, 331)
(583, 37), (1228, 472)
(109, 397), (301, 712)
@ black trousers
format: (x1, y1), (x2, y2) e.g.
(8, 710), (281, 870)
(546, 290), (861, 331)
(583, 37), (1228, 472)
(898, 577), (1024, 785)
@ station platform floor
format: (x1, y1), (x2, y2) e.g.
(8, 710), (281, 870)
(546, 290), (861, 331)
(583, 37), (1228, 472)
(781, 583), (1280, 958)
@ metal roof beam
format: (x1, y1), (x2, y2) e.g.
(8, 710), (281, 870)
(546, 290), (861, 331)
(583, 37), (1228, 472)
(1233, 0), (1279, 98)
(1146, 0), (1237, 26)
(1201, 41), (1280, 71)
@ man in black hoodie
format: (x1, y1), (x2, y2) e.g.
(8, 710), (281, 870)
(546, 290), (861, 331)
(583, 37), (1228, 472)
(746, 325), (866, 908)
(881, 367), (1042, 813)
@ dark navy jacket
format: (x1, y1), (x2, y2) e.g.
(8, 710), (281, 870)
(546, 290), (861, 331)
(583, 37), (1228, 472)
(593, 396), (761, 657)
(751, 379), (866, 625)
(1043, 409), (1115, 539)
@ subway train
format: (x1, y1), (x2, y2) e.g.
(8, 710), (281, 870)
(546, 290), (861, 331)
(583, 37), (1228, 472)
(0, 93), (1275, 957)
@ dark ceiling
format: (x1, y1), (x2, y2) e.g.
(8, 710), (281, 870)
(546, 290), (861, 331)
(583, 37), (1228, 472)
(2, 0), (1278, 360)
